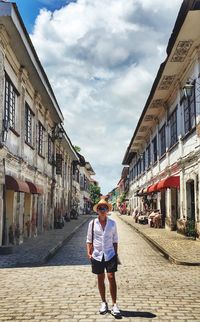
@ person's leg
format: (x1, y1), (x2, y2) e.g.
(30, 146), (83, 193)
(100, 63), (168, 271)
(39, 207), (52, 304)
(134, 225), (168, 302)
(97, 273), (106, 302)
(107, 272), (117, 304)
(106, 257), (120, 316)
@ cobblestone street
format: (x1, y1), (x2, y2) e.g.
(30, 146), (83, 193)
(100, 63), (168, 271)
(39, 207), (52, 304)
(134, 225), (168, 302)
(0, 213), (200, 322)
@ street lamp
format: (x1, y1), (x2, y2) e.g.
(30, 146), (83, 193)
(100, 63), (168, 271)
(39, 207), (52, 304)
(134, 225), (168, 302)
(52, 124), (64, 141)
(183, 80), (194, 98)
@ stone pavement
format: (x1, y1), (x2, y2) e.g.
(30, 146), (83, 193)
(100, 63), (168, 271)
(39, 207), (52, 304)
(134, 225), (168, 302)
(0, 213), (199, 321)
(117, 212), (200, 266)
(0, 215), (90, 268)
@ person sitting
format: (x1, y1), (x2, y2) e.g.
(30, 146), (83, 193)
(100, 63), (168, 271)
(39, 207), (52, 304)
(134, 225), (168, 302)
(135, 209), (140, 223)
(153, 211), (162, 228)
(148, 209), (159, 227)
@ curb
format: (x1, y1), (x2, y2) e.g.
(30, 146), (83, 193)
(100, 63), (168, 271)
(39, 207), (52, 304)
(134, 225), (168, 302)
(16, 216), (90, 267)
(45, 217), (90, 263)
(118, 215), (200, 266)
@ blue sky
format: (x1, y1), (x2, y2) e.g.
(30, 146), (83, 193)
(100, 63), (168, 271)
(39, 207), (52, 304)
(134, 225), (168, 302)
(13, 0), (183, 194)
(14, 0), (75, 32)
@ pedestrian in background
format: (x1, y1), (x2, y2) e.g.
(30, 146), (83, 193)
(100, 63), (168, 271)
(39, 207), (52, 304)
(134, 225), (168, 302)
(86, 198), (121, 317)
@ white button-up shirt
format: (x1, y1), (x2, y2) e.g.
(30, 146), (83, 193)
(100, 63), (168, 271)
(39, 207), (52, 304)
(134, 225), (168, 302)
(86, 217), (118, 262)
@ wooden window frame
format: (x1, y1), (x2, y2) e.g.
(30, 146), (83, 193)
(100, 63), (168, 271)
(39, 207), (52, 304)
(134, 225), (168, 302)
(169, 107), (178, 148)
(152, 135), (157, 164)
(142, 151), (146, 172)
(183, 82), (196, 134)
(4, 74), (19, 130)
(159, 124), (166, 157)
(146, 144), (151, 168)
(38, 121), (45, 157)
(48, 134), (53, 164)
(25, 103), (34, 146)
(133, 164), (137, 179)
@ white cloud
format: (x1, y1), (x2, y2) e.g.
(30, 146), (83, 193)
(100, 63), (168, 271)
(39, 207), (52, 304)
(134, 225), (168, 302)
(31, 0), (182, 193)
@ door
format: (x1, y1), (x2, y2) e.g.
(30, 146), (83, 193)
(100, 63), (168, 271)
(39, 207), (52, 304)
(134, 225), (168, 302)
(160, 190), (166, 227)
(186, 180), (196, 236)
(5, 190), (14, 244)
(186, 180), (195, 221)
(171, 188), (179, 230)
(24, 193), (31, 238)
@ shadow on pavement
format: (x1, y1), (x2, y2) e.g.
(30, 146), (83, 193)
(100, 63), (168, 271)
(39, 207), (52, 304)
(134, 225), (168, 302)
(120, 310), (156, 318)
(45, 254), (90, 266)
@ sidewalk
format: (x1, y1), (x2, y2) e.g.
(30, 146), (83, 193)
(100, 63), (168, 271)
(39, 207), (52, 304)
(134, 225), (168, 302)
(116, 212), (200, 266)
(0, 215), (91, 268)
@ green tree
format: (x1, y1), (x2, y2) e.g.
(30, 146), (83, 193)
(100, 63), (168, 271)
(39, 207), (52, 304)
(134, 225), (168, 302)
(74, 145), (81, 152)
(89, 184), (101, 205)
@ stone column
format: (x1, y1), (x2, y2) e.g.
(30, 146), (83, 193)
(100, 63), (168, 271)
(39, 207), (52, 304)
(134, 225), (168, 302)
(179, 167), (185, 219)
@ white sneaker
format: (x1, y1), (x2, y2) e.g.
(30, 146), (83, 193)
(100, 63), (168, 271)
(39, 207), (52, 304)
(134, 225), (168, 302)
(99, 302), (108, 314)
(111, 303), (121, 316)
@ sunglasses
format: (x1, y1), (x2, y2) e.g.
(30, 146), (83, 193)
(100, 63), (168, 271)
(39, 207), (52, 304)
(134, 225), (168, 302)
(97, 206), (108, 212)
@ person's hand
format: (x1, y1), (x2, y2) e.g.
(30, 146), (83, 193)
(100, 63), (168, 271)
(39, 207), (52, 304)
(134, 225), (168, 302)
(88, 253), (92, 259)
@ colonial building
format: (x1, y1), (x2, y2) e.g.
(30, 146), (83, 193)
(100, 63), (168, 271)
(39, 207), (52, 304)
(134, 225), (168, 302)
(108, 187), (120, 211)
(113, 167), (129, 213)
(123, 0), (200, 237)
(0, 2), (79, 246)
(72, 154), (95, 215)
(80, 161), (95, 214)
(53, 130), (79, 223)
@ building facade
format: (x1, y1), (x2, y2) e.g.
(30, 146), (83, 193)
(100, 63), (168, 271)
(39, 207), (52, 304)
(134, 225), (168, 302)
(80, 162), (95, 214)
(72, 155), (95, 215)
(123, 0), (200, 237)
(0, 2), (79, 246)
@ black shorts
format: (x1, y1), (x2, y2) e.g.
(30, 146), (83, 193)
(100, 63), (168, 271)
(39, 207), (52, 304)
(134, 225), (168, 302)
(91, 255), (118, 275)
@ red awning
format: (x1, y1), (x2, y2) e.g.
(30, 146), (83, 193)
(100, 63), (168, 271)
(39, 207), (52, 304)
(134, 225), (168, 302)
(147, 183), (159, 193)
(26, 181), (43, 194)
(5, 175), (30, 193)
(157, 176), (180, 190)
